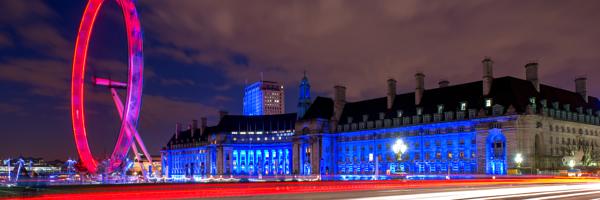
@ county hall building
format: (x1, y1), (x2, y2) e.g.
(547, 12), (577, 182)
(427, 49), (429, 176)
(161, 57), (600, 180)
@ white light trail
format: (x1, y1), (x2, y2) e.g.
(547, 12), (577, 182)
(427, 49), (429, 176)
(351, 183), (600, 200)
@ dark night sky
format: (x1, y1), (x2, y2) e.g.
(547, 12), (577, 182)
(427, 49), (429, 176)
(1, 0), (600, 161)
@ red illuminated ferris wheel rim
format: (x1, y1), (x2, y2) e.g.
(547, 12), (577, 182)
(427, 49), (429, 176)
(71, 0), (143, 174)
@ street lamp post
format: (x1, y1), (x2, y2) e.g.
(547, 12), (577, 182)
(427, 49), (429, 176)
(514, 153), (523, 175)
(392, 139), (408, 173)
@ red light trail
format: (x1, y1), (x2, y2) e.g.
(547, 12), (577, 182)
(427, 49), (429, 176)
(12, 178), (600, 200)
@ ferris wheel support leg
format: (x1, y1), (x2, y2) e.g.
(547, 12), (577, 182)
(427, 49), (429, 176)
(111, 88), (154, 177)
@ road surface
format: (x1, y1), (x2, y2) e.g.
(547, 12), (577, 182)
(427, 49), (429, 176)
(2, 177), (600, 199)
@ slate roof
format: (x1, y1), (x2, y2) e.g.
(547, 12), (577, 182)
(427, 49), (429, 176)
(301, 96), (334, 120)
(316, 76), (600, 124)
(166, 113), (297, 146)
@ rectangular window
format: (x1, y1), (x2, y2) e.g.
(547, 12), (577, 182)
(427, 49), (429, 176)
(485, 99), (492, 107)
(460, 102), (467, 111)
(437, 105), (444, 114)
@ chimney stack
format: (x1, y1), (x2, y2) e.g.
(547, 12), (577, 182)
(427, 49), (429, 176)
(438, 80), (449, 88)
(387, 79), (397, 109)
(575, 76), (587, 101)
(333, 85), (346, 121)
(415, 73), (425, 105)
(201, 117), (207, 135)
(525, 62), (540, 92)
(191, 119), (198, 137)
(219, 110), (229, 119)
(482, 57), (494, 96)
(175, 123), (181, 140)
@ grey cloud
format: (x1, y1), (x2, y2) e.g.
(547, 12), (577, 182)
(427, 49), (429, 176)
(140, 0), (600, 100)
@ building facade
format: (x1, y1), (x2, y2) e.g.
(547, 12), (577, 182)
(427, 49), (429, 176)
(161, 114), (296, 180)
(243, 80), (285, 116)
(163, 58), (600, 180)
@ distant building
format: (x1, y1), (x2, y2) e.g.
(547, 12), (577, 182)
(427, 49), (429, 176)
(297, 72), (311, 119)
(163, 59), (600, 180)
(132, 155), (162, 177)
(243, 80), (285, 116)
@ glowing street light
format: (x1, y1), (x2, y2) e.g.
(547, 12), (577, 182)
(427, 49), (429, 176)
(392, 139), (408, 161)
(514, 153), (523, 168)
(568, 159), (576, 169)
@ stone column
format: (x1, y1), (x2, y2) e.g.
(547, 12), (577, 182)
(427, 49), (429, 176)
(292, 139), (301, 175)
(217, 146), (224, 175)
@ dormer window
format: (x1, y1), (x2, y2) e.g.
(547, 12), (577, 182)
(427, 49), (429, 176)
(564, 104), (571, 111)
(485, 98), (493, 107)
(529, 97), (536, 105)
(552, 102), (559, 109)
(437, 105), (444, 114)
(347, 117), (353, 123)
(460, 102), (467, 111)
(379, 112), (385, 120)
(362, 114), (369, 122)
(417, 107), (423, 115)
(540, 99), (547, 108)
(397, 110), (403, 118)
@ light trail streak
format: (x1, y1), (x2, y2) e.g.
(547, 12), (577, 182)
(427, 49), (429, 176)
(12, 178), (600, 200)
(352, 183), (600, 200)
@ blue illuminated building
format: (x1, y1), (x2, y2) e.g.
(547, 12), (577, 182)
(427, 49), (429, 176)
(163, 58), (600, 180)
(162, 114), (296, 180)
(243, 80), (285, 116)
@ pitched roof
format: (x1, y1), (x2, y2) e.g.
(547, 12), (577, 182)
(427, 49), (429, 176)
(301, 96), (334, 120)
(166, 113), (297, 146)
(323, 76), (600, 124)
(215, 113), (297, 132)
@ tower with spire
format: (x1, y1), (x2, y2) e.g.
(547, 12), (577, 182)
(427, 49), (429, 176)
(297, 71), (311, 119)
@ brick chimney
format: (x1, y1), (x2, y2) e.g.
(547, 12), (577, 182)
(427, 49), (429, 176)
(200, 117), (207, 135)
(525, 62), (540, 92)
(191, 119), (198, 137)
(175, 123), (181, 140)
(387, 79), (396, 109)
(415, 73), (425, 105)
(575, 76), (587, 101)
(482, 57), (494, 96)
(333, 85), (346, 122)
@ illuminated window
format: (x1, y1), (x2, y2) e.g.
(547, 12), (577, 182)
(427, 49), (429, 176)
(485, 99), (492, 107)
(437, 105), (444, 114)
(529, 97), (536, 104)
(460, 102), (467, 111)
(417, 107), (423, 115)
